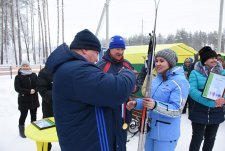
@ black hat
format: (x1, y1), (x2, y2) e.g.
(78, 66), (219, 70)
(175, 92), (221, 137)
(70, 29), (101, 52)
(199, 46), (217, 64)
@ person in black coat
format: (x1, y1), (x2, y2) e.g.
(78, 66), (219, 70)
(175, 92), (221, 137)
(37, 67), (53, 151)
(14, 60), (40, 138)
(37, 67), (53, 118)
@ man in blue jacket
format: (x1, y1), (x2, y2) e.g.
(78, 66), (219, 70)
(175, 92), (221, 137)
(97, 35), (139, 151)
(45, 29), (136, 151)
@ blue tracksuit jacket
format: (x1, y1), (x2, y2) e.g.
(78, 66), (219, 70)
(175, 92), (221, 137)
(97, 49), (136, 151)
(45, 43), (136, 151)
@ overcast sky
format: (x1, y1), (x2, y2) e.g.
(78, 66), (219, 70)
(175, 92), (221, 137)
(48, 0), (223, 45)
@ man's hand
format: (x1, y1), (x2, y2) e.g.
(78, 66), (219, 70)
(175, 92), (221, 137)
(127, 98), (137, 111)
(132, 69), (139, 78)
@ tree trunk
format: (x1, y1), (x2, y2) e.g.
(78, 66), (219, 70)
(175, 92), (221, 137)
(42, 0), (48, 61)
(20, 15), (30, 62)
(62, 0), (64, 43)
(37, 0), (45, 64)
(30, 0), (36, 64)
(57, 0), (59, 46)
(1, 2), (4, 64)
(26, 5), (30, 57)
(4, 2), (8, 64)
(16, 0), (22, 65)
(46, 0), (51, 53)
(11, 0), (18, 65)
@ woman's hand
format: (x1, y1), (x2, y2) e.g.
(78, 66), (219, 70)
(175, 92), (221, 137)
(215, 97), (225, 107)
(30, 89), (35, 94)
(143, 98), (155, 110)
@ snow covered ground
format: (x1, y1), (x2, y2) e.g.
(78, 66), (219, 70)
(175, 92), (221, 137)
(0, 75), (224, 151)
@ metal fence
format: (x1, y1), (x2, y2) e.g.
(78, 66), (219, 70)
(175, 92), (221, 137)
(0, 65), (44, 79)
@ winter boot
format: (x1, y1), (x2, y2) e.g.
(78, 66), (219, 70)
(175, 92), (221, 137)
(18, 125), (26, 138)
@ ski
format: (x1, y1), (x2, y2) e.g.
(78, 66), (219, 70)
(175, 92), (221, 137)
(137, 0), (160, 150)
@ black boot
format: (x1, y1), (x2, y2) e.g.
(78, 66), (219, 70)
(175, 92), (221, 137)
(18, 125), (26, 138)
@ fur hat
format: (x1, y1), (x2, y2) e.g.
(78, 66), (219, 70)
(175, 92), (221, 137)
(21, 60), (30, 66)
(199, 46), (217, 64)
(155, 49), (178, 68)
(109, 35), (125, 49)
(70, 29), (101, 52)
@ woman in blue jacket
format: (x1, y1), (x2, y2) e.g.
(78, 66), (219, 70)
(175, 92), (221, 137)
(188, 46), (225, 151)
(127, 49), (189, 151)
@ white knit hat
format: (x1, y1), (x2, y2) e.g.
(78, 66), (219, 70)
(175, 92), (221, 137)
(21, 60), (30, 66)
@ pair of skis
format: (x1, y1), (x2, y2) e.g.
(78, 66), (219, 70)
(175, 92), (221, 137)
(137, 0), (160, 151)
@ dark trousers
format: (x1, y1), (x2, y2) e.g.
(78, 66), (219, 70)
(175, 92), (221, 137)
(19, 108), (37, 125)
(189, 122), (219, 151)
(182, 95), (190, 114)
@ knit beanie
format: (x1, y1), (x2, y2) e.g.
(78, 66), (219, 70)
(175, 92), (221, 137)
(199, 46), (217, 64)
(21, 60), (30, 66)
(155, 49), (178, 68)
(109, 35), (126, 49)
(70, 29), (101, 52)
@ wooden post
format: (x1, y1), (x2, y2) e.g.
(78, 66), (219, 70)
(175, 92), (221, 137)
(10, 66), (12, 79)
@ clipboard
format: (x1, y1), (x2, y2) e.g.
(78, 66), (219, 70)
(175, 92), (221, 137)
(202, 72), (225, 101)
(32, 118), (55, 130)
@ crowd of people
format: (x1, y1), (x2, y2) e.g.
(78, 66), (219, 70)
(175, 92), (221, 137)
(14, 29), (225, 151)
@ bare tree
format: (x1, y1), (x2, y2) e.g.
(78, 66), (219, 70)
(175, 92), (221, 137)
(30, 0), (36, 64)
(16, 0), (22, 65)
(4, 1), (8, 64)
(25, 2), (30, 55)
(57, 0), (59, 46)
(11, 0), (18, 65)
(62, 0), (64, 43)
(42, 0), (48, 61)
(1, 1), (4, 64)
(46, 0), (51, 53)
(37, 0), (45, 63)
(20, 15), (30, 62)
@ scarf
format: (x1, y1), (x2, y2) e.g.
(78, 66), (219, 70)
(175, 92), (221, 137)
(194, 61), (223, 77)
(20, 69), (32, 75)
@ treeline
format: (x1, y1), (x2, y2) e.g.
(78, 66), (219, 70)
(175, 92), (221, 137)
(123, 29), (225, 51)
(0, 0), (64, 65)
(0, 1), (224, 65)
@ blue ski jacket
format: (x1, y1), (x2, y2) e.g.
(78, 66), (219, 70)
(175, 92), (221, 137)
(45, 43), (136, 151)
(188, 61), (225, 124)
(135, 67), (189, 141)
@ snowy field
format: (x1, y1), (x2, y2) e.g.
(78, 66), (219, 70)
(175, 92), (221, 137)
(0, 75), (224, 151)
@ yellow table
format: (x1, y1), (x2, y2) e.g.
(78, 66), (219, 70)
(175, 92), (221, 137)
(25, 117), (58, 151)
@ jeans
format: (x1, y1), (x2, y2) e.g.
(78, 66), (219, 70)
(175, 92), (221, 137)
(189, 122), (219, 151)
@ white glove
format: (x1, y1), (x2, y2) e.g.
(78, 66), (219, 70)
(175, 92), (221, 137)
(30, 89), (35, 94)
